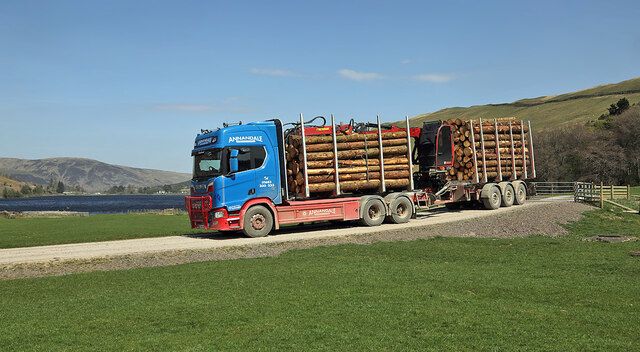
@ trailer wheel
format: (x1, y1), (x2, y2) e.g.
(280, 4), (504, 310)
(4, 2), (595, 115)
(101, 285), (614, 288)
(514, 182), (527, 205)
(386, 197), (413, 224)
(359, 199), (385, 227)
(482, 186), (501, 210)
(501, 184), (515, 207)
(242, 205), (273, 238)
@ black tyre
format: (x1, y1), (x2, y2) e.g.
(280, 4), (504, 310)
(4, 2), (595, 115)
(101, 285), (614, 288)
(386, 197), (413, 224)
(514, 182), (527, 205)
(482, 186), (501, 210)
(501, 184), (515, 207)
(359, 199), (385, 227)
(242, 205), (273, 238)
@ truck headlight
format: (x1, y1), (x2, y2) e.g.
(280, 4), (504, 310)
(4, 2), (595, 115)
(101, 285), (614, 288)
(214, 210), (225, 218)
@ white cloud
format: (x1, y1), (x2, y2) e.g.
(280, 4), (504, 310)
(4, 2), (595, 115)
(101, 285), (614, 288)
(250, 67), (299, 77)
(338, 69), (386, 81)
(412, 73), (455, 83)
(401, 59), (411, 64)
(149, 104), (253, 113)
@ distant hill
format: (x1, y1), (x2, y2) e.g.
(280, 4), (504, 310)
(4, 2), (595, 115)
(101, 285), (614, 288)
(0, 158), (191, 193)
(405, 77), (640, 130)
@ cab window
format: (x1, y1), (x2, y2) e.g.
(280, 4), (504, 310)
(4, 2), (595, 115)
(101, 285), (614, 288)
(229, 147), (266, 172)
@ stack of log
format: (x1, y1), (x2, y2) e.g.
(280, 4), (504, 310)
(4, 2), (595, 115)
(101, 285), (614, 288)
(285, 131), (411, 194)
(448, 118), (531, 181)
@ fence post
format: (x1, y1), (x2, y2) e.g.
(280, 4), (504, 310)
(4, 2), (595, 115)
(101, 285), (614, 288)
(610, 185), (613, 200)
(628, 184), (631, 200)
(600, 182), (604, 208)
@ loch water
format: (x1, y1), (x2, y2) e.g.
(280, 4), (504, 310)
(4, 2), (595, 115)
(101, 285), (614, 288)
(0, 195), (187, 214)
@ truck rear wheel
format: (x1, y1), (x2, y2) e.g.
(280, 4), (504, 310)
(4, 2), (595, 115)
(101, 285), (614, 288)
(242, 205), (273, 238)
(501, 184), (515, 207)
(514, 182), (527, 205)
(386, 197), (413, 224)
(482, 186), (501, 210)
(359, 199), (385, 227)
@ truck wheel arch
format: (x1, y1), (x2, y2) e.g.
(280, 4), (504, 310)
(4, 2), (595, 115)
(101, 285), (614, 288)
(497, 181), (511, 195)
(239, 198), (279, 230)
(480, 183), (498, 199)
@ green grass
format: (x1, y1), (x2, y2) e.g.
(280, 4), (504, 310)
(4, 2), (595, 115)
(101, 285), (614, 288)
(631, 186), (640, 195)
(400, 77), (640, 130)
(0, 214), (209, 248)
(0, 206), (639, 350)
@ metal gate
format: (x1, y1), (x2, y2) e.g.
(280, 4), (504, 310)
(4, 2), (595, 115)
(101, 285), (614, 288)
(529, 182), (576, 202)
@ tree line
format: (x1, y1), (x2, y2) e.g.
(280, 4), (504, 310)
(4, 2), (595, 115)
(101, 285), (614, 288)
(1, 178), (86, 198)
(535, 98), (640, 185)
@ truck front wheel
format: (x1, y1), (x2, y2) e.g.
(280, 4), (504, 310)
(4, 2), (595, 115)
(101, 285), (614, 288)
(359, 199), (385, 226)
(242, 205), (273, 238)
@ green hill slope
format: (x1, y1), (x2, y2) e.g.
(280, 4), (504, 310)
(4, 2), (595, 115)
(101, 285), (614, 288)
(406, 77), (640, 130)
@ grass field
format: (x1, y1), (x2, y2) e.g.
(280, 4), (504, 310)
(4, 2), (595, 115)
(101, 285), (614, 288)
(0, 214), (209, 249)
(401, 77), (640, 130)
(0, 206), (638, 350)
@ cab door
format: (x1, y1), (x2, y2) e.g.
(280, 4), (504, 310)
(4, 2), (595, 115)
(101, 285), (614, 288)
(221, 146), (268, 212)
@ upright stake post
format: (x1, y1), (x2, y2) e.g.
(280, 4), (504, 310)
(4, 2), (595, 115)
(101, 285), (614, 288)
(600, 182), (604, 208)
(494, 119), (502, 181)
(528, 120), (536, 178)
(331, 114), (340, 196)
(628, 184), (631, 200)
(469, 119), (479, 183)
(611, 185), (614, 200)
(377, 115), (386, 192)
(509, 120), (516, 179)
(479, 118), (487, 183)
(521, 120), (528, 179)
(300, 113), (310, 198)
(405, 116), (414, 191)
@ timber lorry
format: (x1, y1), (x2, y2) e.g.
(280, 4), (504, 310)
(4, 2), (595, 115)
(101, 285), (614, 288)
(185, 115), (536, 237)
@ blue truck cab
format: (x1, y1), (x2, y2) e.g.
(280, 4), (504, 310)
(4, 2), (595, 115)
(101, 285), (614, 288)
(186, 119), (287, 232)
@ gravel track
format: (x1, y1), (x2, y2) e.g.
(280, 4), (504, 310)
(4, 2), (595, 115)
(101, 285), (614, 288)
(0, 201), (593, 280)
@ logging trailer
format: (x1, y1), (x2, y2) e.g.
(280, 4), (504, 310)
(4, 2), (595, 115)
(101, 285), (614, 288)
(185, 115), (536, 237)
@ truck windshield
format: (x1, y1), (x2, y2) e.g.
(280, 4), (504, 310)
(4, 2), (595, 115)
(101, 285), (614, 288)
(193, 148), (223, 179)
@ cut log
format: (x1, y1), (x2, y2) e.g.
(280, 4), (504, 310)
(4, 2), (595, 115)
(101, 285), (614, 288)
(474, 134), (523, 141)
(474, 140), (523, 148)
(307, 170), (410, 183)
(290, 131), (407, 144)
(304, 145), (408, 161)
(473, 125), (529, 133)
(306, 157), (409, 169)
(477, 159), (524, 167)
(304, 138), (408, 152)
(306, 164), (409, 175)
(308, 179), (410, 192)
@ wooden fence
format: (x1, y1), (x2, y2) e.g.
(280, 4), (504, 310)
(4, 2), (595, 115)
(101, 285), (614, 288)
(575, 182), (632, 208)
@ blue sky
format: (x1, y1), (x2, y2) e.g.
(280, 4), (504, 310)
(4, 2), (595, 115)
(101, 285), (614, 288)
(1, 0), (639, 173)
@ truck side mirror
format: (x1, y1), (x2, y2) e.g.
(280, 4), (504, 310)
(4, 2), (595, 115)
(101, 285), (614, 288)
(229, 149), (239, 174)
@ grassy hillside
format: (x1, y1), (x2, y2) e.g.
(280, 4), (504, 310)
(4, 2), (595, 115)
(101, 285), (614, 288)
(0, 157), (190, 193)
(0, 174), (31, 193)
(406, 77), (640, 130)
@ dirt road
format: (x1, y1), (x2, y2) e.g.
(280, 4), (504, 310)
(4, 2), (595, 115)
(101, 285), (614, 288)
(0, 198), (584, 266)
